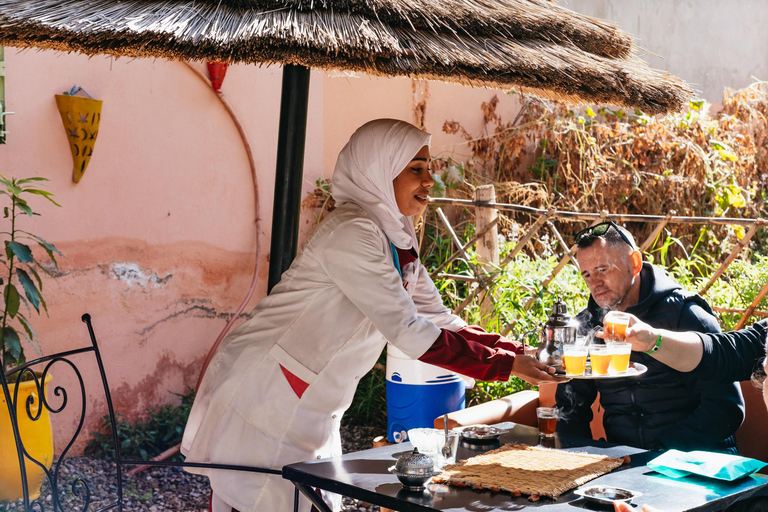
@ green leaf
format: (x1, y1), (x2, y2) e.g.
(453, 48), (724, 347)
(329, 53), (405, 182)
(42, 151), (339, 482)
(16, 203), (34, 216)
(3, 327), (21, 361)
(17, 293), (32, 316)
(16, 313), (39, 353)
(431, 174), (446, 197)
(4, 284), (20, 318)
(16, 177), (49, 184)
(27, 266), (42, 291)
(17, 269), (40, 313)
(34, 235), (63, 258)
(24, 189), (61, 207)
(8, 241), (33, 264)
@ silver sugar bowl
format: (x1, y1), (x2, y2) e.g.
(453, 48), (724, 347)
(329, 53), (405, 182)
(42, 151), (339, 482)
(389, 448), (440, 491)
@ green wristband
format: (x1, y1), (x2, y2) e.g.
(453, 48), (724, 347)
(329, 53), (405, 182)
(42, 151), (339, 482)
(645, 334), (663, 354)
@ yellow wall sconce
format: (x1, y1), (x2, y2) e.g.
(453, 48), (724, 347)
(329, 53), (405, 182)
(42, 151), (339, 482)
(55, 86), (102, 183)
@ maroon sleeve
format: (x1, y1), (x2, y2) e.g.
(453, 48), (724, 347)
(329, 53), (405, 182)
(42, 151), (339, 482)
(418, 328), (517, 381)
(456, 325), (524, 354)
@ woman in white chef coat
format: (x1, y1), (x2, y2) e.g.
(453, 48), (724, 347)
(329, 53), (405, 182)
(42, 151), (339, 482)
(181, 119), (567, 512)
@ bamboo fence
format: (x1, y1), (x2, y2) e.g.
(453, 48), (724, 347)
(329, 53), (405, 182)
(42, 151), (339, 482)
(427, 190), (768, 332)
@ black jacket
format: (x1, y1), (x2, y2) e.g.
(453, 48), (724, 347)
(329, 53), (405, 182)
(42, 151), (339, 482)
(555, 263), (745, 454)
(696, 319), (768, 382)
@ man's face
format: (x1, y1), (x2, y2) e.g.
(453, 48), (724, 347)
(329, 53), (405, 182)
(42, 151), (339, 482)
(576, 239), (637, 310)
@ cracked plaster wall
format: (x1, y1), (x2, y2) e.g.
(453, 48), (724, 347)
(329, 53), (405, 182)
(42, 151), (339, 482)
(1, 48), (524, 454)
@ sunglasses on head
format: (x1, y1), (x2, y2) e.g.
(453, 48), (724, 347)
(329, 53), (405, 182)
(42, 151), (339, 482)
(574, 221), (635, 249)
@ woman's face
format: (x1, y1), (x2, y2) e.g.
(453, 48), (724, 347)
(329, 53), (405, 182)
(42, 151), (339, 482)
(393, 146), (433, 216)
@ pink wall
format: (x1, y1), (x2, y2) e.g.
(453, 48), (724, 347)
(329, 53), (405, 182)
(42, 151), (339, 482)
(0, 48), (521, 453)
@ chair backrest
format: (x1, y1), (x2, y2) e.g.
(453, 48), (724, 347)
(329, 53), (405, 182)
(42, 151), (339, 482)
(1, 313), (126, 511)
(2, 314), (286, 512)
(735, 380), (768, 462)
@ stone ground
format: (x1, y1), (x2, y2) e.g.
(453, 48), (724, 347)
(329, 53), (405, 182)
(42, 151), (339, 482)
(1, 425), (385, 512)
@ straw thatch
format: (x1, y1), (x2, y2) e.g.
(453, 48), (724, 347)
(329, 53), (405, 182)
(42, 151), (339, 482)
(0, 0), (693, 113)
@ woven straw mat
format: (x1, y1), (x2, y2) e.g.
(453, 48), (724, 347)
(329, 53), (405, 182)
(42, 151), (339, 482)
(433, 443), (626, 500)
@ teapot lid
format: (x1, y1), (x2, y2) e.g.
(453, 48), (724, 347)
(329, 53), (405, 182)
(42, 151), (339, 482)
(395, 448), (435, 475)
(545, 298), (572, 327)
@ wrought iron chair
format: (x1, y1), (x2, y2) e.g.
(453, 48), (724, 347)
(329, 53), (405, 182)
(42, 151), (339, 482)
(1, 314), (282, 512)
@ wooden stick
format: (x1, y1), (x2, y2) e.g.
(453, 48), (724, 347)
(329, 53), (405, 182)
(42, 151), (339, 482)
(639, 210), (675, 252)
(699, 220), (763, 297)
(712, 306), (768, 317)
(735, 278), (768, 330)
(428, 197), (763, 226)
(428, 217), (500, 278)
(475, 185), (499, 325)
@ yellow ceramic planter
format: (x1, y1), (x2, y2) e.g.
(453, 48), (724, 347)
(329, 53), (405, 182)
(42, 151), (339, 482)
(0, 373), (54, 501)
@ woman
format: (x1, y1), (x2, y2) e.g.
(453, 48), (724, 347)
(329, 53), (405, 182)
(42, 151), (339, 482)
(181, 119), (566, 512)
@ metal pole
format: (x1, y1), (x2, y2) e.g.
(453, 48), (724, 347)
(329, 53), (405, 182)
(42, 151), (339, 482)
(268, 64), (311, 293)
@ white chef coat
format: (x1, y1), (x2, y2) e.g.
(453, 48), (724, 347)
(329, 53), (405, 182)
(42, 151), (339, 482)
(181, 202), (466, 512)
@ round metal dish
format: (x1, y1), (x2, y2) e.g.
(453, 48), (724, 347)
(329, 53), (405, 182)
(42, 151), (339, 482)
(459, 426), (505, 443)
(573, 485), (642, 506)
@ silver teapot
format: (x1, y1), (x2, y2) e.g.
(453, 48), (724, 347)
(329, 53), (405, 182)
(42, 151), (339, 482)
(524, 299), (578, 373)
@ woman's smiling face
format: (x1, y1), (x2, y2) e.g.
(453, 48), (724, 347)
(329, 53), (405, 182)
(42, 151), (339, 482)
(393, 146), (433, 217)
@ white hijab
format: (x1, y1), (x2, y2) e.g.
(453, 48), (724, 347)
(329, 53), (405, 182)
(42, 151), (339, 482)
(332, 119), (431, 250)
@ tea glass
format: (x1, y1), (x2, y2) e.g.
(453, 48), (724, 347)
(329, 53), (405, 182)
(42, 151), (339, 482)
(436, 432), (460, 468)
(536, 407), (559, 437)
(608, 342), (632, 373)
(563, 344), (589, 376)
(589, 344), (612, 375)
(604, 311), (631, 342)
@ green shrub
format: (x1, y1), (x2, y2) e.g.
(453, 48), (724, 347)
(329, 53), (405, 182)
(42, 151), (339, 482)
(86, 387), (194, 461)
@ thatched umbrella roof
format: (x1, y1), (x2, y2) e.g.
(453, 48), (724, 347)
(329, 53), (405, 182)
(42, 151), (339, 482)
(0, 0), (691, 113)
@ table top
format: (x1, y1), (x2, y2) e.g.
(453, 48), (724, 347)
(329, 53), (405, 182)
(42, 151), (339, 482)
(282, 423), (768, 512)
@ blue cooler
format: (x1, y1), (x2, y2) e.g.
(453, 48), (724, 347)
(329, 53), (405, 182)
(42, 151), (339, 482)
(386, 344), (467, 443)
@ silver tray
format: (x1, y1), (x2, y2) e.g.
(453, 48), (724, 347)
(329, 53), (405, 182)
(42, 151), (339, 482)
(573, 485), (642, 506)
(568, 362), (647, 380)
(458, 425), (505, 442)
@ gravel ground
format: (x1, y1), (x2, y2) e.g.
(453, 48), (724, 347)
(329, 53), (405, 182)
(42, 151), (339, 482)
(2, 425), (385, 512)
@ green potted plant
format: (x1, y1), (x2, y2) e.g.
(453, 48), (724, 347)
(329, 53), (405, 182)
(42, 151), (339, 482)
(0, 176), (62, 501)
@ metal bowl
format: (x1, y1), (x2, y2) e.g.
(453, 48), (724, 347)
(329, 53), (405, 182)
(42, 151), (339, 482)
(389, 448), (440, 491)
(459, 426), (505, 443)
(573, 485), (642, 506)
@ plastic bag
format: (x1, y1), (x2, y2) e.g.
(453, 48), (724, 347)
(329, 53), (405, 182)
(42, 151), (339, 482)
(648, 450), (768, 481)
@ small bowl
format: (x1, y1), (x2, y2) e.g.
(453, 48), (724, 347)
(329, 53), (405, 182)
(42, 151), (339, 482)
(459, 426), (505, 443)
(407, 427), (442, 453)
(573, 485), (642, 506)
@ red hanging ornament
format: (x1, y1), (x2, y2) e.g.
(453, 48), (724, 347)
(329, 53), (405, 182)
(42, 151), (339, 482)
(206, 61), (229, 92)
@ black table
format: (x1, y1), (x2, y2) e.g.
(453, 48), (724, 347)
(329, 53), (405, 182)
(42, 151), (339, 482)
(282, 423), (768, 512)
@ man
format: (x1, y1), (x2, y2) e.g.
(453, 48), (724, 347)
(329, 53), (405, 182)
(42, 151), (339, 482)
(555, 222), (744, 453)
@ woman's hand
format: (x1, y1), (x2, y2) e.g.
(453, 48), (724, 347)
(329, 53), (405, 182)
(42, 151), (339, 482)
(510, 355), (570, 385)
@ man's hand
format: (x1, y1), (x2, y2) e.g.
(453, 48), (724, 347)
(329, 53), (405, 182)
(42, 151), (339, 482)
(621, 313), (661, 353)
(510, 355), (570, 385)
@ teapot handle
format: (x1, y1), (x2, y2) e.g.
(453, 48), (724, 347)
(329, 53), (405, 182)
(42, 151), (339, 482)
(519, 327), (542, 356)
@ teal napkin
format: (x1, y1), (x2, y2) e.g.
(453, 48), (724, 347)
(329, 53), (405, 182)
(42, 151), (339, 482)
(648, 450), (768, 481)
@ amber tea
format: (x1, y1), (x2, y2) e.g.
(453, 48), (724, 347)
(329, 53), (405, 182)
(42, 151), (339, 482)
(536, 407), (559, 437)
